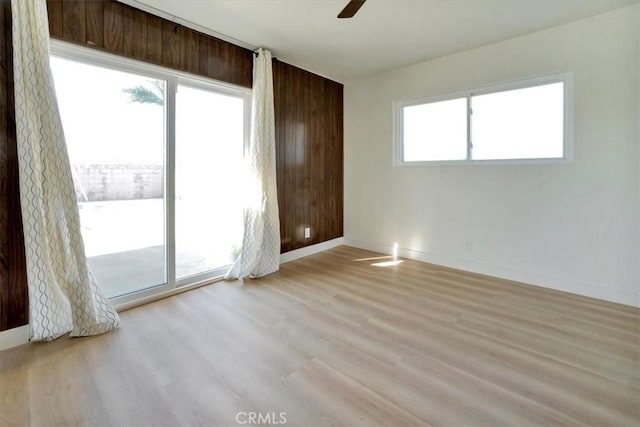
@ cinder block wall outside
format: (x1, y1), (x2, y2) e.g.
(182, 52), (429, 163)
(73, 164), (163, 202)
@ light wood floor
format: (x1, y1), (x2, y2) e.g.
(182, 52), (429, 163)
(1, 246), (639, 426)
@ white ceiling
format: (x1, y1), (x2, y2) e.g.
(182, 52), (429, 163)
(122, 0), (637, 82)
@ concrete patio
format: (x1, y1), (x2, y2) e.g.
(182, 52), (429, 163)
(79, 198), (242, 298)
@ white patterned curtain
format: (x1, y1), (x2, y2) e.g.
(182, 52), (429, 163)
(226, 48), (281, 279)
(11, 0), (120, 341)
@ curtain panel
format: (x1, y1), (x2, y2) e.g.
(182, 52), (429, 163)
(11, 0), (119, 341)
(226, 48), (281, 279)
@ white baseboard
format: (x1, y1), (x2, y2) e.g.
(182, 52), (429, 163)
(344, 237), (639, 308)
(0, 324), (30, 351)
(280, 237), (345, 264)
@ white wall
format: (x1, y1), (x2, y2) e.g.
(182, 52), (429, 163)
(344, 5), (639, 306)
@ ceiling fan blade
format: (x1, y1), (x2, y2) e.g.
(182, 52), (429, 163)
(338, 0), (366, 19)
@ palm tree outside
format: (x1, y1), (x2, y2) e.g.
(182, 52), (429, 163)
(123, 80), (164, 106)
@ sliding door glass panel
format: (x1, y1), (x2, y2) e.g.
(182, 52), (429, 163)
(51, 57), (167, 298)
(175, 85), (245, 279)
(402, 98), (468, 161)
(471, 82), (564, 160)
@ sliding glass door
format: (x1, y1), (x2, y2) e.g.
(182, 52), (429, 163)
(51, 57), (167, 299)
(50, 43), (249, 302)
(175, 85), (245, 280)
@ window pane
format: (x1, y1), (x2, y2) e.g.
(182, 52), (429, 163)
(471, 82), (564, 160)
(176, 85), (245, 279)
(402, 98), (467, 161)
(51, 57), (167, 298)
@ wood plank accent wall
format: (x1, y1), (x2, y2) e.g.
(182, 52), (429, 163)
(0, 0), (29, 332)
(0, 0), (343, 331)
(45, 0), (253, 88)
(273, 62), (343, 252)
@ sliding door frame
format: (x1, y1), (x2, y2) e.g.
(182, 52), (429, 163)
(50, 40), (251, 308)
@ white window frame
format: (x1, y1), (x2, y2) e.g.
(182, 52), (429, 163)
(50, 40), (252, 308)
(393, 72), (574, 166)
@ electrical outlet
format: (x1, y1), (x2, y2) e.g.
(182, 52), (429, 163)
(304, 227), (311, 239)
(465, 240), (473, 250)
